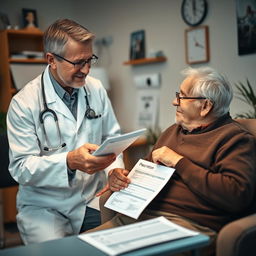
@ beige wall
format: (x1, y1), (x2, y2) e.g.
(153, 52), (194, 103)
(1, 0), (256, 131)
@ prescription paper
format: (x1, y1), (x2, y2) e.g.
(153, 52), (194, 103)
(104, 159), (175, 219)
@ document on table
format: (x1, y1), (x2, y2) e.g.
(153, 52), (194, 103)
(93, 128), (147, 156)
(78, 216), (199, 256)
(104, 159), (175, 219)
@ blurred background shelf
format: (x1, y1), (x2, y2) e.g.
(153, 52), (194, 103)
(123, 56), (167, 66)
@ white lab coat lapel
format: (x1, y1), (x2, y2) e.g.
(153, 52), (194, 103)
(76, 87), (87, 131)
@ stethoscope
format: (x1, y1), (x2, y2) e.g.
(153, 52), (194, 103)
(39, 72), (101, 152)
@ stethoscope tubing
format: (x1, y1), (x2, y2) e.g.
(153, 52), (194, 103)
(39, 71), (101, 151)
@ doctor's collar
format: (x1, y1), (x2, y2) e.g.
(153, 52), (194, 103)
(49, 69), (80, 96)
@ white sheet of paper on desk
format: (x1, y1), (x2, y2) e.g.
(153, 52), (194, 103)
(93, 128), (146, 156)
(104, 159), (175, 219)
(78, 216), (199, 256)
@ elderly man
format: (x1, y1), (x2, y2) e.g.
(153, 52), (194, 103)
(91, 67), (256, 255)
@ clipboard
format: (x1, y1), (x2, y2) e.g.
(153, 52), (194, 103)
(93, 128), (147, 156)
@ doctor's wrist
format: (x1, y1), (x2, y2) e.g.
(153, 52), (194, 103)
(67, 151), (75, 170)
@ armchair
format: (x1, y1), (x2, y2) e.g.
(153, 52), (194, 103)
(216, 119), (256, 256)
(0, 131), (18, 248)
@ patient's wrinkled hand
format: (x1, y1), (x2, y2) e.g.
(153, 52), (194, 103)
(108, 168), (130, 191)
(152, 146), (183, 168)
(96, 168), (130, 197)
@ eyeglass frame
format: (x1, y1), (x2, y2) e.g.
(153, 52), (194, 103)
(175, 92), (207, 105)
(52, 53), (98, 69)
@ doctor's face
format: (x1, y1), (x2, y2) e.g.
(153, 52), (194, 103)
(49, 39), (93, 89)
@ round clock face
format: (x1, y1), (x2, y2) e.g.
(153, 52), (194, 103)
(181, 0), (208, 27)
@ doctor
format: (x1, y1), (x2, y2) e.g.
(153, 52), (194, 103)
(7, 19), (124, 244)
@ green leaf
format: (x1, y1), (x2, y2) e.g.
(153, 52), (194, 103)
(234, 79), (256, 118)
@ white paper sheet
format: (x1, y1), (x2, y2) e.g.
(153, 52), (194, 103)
(93, 128), (146, 156)
(78, 216), (199, 256)
(104, 159), (175, 219)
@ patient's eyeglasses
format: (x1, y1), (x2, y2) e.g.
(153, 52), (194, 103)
(52, 53), (98, 69)
(175, 92), (207, 105)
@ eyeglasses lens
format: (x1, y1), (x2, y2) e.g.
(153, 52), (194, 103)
(75, 55), (98, 69)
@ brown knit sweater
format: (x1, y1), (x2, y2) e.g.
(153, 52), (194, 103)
(147, 114), (256, 231)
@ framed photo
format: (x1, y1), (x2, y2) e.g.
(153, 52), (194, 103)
(22, 8), (38, 29)
(236, 0), (256, 55)
(0, 12), (10, 30)
(130, 30), (145, 60)
(185, 25), (210, 64)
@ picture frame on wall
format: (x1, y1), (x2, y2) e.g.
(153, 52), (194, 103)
(130, 30), (145, 60)
(0, 12), (10, 30)
(236, 0), (256, 55)
(22, 8), (39, 29)
(185, 25), (210, 64)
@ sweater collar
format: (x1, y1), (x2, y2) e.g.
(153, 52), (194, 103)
(181, 113), (232, 134)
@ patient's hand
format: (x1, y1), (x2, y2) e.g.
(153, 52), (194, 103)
(96, 168), (130, 196)
(152, 146), (183, 168)
(108, 168), (130, 191)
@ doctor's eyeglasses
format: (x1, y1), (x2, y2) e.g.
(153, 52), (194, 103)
(175, 92), (207, 105)
(52, 53), (98, 69)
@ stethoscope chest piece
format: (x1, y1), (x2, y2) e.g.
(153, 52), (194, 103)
(84, 88), (101, 119)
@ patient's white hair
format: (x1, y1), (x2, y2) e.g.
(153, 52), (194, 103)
(181, 67), (233, 117)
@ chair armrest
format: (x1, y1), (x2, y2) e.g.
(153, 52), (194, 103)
(0, 131), (18, 188)
(216, 214), (256, 256)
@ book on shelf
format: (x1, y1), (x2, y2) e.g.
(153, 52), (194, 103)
(11, 51), (44, 59)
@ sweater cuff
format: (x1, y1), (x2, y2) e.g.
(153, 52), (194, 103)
(175, 157), (193, 176)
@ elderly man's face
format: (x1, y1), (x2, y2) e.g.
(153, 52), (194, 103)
(172, 76), (206, 131)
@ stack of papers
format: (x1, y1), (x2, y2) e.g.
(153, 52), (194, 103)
(78, 216), (199, 256)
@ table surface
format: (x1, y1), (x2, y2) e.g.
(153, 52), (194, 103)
(0, 233), (210, 256)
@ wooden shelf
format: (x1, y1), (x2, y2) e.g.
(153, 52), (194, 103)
(123, 56), (167, 66)
(4, 29), (43, 37)
(0, 29), (44, 112)
(0, 29), (45, 223)
(9, 58), (47, 64)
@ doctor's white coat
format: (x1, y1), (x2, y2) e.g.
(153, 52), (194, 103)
(7, 65), (124, 235)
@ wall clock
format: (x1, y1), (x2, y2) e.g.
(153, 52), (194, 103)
(185, 25), (210, 64)
(181, 0), (208, 27)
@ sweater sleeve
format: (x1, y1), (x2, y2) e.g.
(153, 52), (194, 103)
(175, 133), (256, 213)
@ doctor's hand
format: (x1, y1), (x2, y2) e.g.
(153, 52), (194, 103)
(152, 146), (183, 168)
(96, 168), (130, 196)
(67, 143), (116, 175)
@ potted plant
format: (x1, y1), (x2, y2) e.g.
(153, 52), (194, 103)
(234, 79), (256, 119)
(146, 126), (161, 146)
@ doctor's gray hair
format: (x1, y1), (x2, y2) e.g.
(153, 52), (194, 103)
(181, 67), (233, 117)
(43, 19), (95, 56)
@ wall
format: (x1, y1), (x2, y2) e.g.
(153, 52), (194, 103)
(1, 0), (256, 132)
